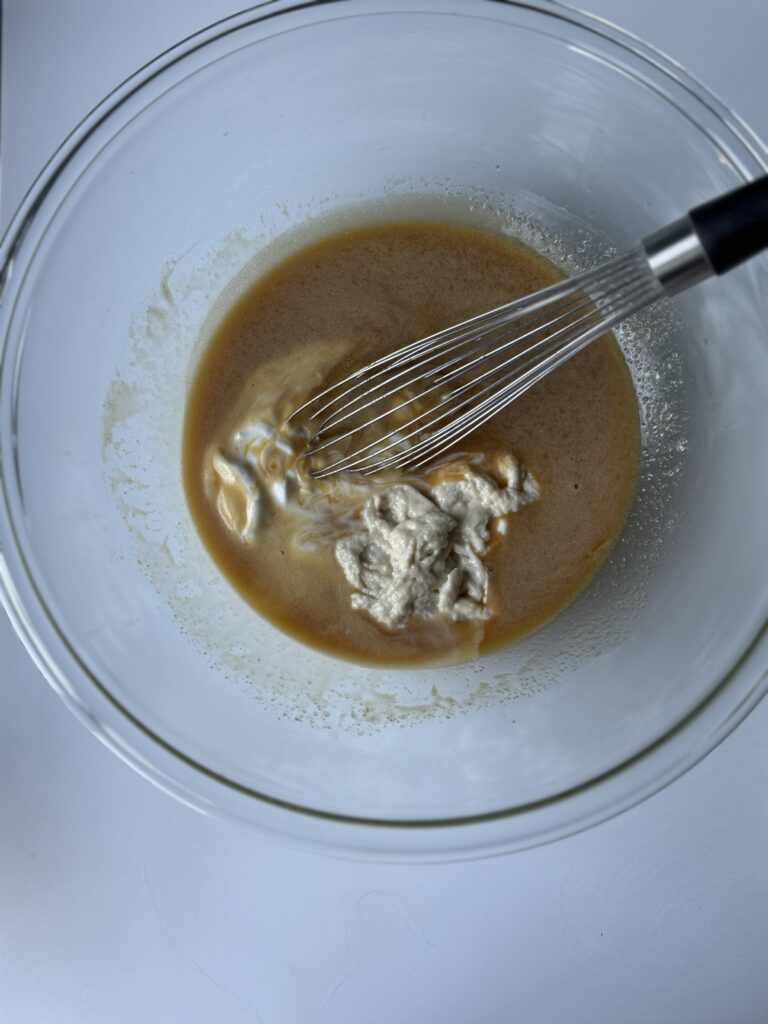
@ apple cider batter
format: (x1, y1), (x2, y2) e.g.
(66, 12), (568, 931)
(183, 220), (640, 666)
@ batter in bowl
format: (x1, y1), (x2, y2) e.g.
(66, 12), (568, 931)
(183, 220), (640, 666)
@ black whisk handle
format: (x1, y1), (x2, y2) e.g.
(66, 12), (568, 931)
(688, 174), (768, 275)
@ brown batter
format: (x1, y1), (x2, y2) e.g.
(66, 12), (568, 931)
(183, 220), (640, 666)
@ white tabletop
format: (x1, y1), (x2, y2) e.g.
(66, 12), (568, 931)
(3, 3), (768, 1021)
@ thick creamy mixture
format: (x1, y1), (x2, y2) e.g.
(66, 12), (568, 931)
(209, 397), (539, 630)
(183, 219), (640, 667)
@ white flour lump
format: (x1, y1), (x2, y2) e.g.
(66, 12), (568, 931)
(334, 456), (538, 629)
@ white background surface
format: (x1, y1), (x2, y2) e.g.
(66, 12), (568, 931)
(2, 2), (768, 1021)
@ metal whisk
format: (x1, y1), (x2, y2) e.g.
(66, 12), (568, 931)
(293, 177), (768, 477)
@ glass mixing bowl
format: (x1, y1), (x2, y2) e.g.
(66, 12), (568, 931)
(1, 0), (767, 860)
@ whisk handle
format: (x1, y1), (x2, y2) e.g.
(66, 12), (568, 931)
(688, 174), (768, 275)
(643, 175), (768, 294)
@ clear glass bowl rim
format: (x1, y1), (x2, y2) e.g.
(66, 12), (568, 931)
(1, 0), (767, 860)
